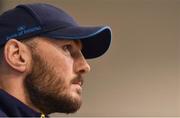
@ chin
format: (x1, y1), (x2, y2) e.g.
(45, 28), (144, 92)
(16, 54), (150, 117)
(71, 91), (82, 101)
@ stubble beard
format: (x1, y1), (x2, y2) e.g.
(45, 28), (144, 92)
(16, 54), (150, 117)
(24, 47), (82, 114)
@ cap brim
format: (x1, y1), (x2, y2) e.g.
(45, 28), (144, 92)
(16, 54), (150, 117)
(42, 26), (112, 59)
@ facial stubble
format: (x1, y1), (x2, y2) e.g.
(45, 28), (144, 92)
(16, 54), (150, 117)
(24, 46), (82, 114)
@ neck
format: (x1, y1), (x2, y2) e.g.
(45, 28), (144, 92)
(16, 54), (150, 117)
(0, 75), (42, 113)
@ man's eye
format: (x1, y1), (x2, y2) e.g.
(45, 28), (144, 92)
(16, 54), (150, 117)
(62, 44), (80, 58)
(62, 45), (72, 53)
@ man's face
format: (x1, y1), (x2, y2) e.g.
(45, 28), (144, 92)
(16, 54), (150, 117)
(24, 37), (90, 114)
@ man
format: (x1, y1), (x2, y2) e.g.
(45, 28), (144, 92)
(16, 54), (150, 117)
(0, 3), (111, 117)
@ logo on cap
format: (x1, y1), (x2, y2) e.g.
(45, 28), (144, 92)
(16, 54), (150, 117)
(6, 25), (42, 40)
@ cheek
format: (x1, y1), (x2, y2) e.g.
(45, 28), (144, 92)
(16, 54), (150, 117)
(44, 51), (74, 76)
(38, 42), (75, 75)
(37, 43), (75, 84)
(50, 56), (75, 91)
(53, 57), (74, 78)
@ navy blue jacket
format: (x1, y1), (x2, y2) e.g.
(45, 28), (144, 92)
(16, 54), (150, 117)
(0, 89), (43, 117)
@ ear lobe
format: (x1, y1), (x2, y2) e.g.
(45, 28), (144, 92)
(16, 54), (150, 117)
(4, 39), (30, 73)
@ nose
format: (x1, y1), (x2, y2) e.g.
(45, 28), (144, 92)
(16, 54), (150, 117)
(74, 56), (91, 75)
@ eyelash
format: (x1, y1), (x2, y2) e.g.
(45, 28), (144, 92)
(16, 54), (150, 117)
(63, 44), (72, 53)
(62, 44), (81, 58)
(63, 44), (70, 50)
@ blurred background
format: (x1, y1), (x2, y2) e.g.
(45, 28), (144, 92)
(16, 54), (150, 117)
(0, 0), (180, 117)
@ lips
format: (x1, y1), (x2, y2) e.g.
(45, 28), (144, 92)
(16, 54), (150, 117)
(71, 76), (84, 87)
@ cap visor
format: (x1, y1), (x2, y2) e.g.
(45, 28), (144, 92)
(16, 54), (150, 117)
(42, 26), (112, 59)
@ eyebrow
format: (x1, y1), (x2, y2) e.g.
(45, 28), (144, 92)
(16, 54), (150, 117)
(50, 38), (83, 51)
(73, 40), (83, 50)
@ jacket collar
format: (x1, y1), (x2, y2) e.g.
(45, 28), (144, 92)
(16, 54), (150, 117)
(0, 89), (42, 117)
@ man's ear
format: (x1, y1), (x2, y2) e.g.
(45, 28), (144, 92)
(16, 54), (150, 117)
(3, 39), (31, 73)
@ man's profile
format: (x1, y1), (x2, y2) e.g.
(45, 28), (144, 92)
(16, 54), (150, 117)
(0, 3), (111, 117)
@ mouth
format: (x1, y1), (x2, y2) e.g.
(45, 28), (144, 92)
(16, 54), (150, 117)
(71, 76), (84, 95)
(71, 76), (84, 87)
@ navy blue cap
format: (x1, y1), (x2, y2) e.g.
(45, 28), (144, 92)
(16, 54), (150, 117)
(0, 3), (111, 59)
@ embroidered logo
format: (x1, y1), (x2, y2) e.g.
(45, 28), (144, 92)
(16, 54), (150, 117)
(6, 25), (42, 40)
